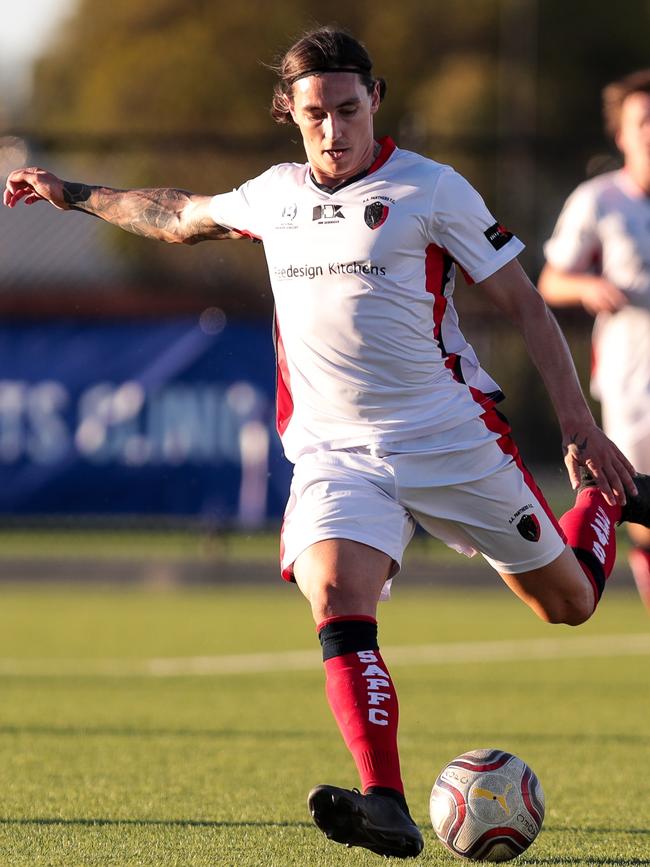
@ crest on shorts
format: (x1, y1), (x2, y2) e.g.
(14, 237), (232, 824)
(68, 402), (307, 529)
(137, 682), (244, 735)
(364, 202), (389, 230)
(516, 513), (541, 542)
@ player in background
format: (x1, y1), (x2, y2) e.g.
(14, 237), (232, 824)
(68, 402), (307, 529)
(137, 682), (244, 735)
(5, 29), (650, 860)
(539, 70), (650, 611)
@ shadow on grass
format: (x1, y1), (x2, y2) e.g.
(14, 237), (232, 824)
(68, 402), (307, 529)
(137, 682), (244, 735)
(523, 860), (650, 866)
(0, 817), (313, 829)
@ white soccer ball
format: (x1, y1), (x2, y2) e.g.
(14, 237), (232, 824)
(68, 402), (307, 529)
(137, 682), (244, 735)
(430, 748), (545, 862)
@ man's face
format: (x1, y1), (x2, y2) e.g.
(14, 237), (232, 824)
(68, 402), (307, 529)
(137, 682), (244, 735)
(617, 91), (650, 182)
(289, 72), (380, 187)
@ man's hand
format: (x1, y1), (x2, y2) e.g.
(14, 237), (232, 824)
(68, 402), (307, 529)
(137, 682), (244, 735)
(538, 264), (628, 316)
(563, 423), (637, 506)
(3, 167), (68, 210)
(579, 276), (628, 315)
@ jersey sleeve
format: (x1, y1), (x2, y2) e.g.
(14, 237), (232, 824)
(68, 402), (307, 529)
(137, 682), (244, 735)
(208, 166), (279, 241)
(429, 169), (524, 283)
(543, 182), (600, 272)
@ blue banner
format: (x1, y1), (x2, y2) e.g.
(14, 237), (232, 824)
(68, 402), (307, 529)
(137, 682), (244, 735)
(0, 317), (292, 523)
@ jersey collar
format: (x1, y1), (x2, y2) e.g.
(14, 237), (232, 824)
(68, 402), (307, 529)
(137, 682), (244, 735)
(308, 136), (397, 194)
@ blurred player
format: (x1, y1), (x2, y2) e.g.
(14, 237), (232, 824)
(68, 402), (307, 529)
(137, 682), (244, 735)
(5, 29), (650, 860)
(539, 70), (650, 611)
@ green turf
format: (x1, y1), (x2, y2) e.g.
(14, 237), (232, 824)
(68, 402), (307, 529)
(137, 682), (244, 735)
(0, 529), (280, 562)
(0, 584), (648, 865)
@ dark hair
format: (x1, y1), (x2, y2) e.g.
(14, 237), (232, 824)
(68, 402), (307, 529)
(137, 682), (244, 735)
(270, 27), (386, 124)
(602, 69), (650, 138)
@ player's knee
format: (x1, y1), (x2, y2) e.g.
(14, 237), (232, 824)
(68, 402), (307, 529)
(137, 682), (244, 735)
(307, 583), (354, 621)
(304, 584), (335, 621)
(302, 581), (377, 623)
(537, 590), (594, 626)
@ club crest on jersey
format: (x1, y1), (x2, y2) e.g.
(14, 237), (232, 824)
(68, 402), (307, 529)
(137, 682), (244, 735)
(517, 513), (541, 542)
(364, 202), (389, 230)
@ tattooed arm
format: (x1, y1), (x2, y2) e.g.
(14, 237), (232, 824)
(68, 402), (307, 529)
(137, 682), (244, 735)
(3, 167), (240, 244)
(478, 258), (637, 505)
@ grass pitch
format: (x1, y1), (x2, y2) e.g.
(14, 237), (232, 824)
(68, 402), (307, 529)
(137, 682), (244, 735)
(0, 580), (648, 866)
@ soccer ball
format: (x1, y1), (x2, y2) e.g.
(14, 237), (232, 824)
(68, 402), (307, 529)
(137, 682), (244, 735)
(429, 748), (545, 862)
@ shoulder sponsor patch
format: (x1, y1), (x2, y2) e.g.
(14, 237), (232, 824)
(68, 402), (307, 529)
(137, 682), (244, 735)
(484, 222), (513, 250)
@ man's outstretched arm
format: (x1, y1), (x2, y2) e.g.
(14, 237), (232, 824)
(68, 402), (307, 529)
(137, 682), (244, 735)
(3, 166), (240, 245)
(478, 258), (637, 505)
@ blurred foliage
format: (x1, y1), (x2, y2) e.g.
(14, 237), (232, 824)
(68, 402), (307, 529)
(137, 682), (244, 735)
(15, 0), (650, 461)
(31, 0), (501, 139)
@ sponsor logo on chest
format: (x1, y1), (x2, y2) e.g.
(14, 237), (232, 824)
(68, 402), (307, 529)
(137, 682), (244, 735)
(313, 203), (345, 223)
(274, 194), (398, 231)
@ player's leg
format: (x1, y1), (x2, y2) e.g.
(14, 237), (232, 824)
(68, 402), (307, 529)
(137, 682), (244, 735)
(500, 471), (622, 623)
(294, 539), (404, 799)
(399, 411), (648, 625)
(479, 404), (624, 621)
(293, 537), (391, 620)
(485, 462), (650, 623)
(282, 451), (423, 858)
(474, 402), (650, 621)
(499, 545), (605, 625)
(411, 474), (598, 625)
(294, 540), (422, 858)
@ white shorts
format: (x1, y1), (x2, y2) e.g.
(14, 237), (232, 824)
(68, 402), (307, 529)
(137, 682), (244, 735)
(280, 413), (566, 597)
(593, 307), (650, 467)
(603, 424), (650, 476)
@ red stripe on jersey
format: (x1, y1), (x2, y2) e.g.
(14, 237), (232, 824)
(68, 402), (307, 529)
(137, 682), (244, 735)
(231, 227), (262, 241)
(444, 353), (462, 382)
(273, 314), (294, 436)
(425, 243), (454, 346)
(480, 399), (565, 539)
(368, 137), (397, 175)
(279, 517), (298, 583)
(427, 242), (559, 546)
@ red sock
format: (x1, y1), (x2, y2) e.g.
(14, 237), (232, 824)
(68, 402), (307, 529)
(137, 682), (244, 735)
(559, 487), (621, 607)
(318, 616), (403, 794)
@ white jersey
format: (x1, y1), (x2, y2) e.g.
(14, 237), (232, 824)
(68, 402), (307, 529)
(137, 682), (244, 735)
(543, 170), (650, 452)
(210, 138), (524, 462)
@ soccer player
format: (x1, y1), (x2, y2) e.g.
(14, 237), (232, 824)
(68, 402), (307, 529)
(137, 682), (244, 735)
(5, 29), (650, 860)
(539, 70), (650, 612)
